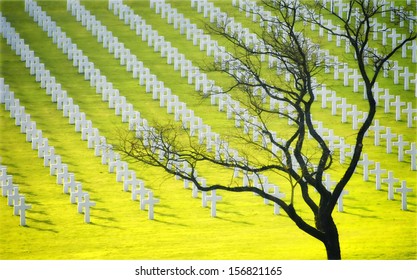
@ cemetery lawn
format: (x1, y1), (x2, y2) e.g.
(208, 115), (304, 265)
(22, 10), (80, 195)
(0, 0), (416, 260)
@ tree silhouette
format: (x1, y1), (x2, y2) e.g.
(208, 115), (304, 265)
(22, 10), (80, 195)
(117, 0), (416, 259)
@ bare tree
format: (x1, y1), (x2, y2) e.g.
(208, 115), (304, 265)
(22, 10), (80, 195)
(117, 0), (416, 259)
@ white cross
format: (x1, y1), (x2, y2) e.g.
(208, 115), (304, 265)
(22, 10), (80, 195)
(337, 190), (349, 212)
(323, 129), (338, 150)
(395, 181), (413, 210)
(323, 173), (336, 191)
(405, 143), (417, 171)
(193, 177), (206, 198)
(379, 89), (394, 113)
(369, 119), (385, 146)
(334, 137), (350, 164)
(337, 98), (351, 123)
(141, 191), (159, 220)
(262, 183), (279, 205)
(402, 102), (417, 128)
(14, 196), (32, 226)
(333, 57), (340, 79)
(270, 186), (286, 215)
(123, 171), (142, 192)
(407, 40), (417, 63)
(63, 173), (77, 194)
(56, 164), (69, 185)
(316, 85), (332, 108)
(70, 183), (85, 204)
(387, 28), (401, 50)
(202, 189), (222, 217)
(1, 176), (14, 197)
(369, 162), (387, 190)
(399, 67), (413, 90)
(78, 193), (96, 223)
(0, 166), (8, 184)
(391, 61), (403, 84)
(327, 91), (341, 116)
(382, 171), (399, 200)
(347, 105), (361, 130)
(7, 186), (22, 206)
(380, 127), (397, 154)
(348, 69), (362, 92)
(339, 63), (353, 86)
(133, 183), (148, 204)
(372, 19), (383, 40)
(392, 135), (409, 162)
(371, 82), (384, 104)
(390, 95), (406, 121)
(358, 153), (374, 181)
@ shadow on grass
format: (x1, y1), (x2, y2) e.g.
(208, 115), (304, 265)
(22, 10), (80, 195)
(89, 212), (118, 223)
(341, 209), (380, 219)
(26, 217), (59, 233)
(214, 215), (254, 225)
(85, 217), (124, 230)
(85, 222), (124, 230)
(155, 211), (179, 219)
(150, 218), (188, 227)
(92, 206), (111, 213)
(5, 171), (28, 180)
(28, 209), (48, 215)
(24, 199), (43, 206)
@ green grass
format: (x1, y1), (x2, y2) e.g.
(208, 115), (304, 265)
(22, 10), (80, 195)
(0, 0), (416, 260)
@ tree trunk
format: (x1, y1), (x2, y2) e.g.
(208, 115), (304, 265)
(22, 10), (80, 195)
(317, 215), (341, 260)
(324, 226), (341, 260)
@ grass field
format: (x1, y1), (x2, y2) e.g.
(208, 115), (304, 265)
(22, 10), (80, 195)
(0, 0), (416, 260)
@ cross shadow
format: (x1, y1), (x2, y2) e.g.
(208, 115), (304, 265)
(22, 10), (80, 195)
(212, 215), (254, 225)
(150, 218), (187, 227)
(26, 217), (59, 233)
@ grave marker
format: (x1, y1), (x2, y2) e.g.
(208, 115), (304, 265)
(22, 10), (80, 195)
(13, 196), (31, 226)
(131, 183), (148, 202)
(395, 181), (413, 210)
(77, 193), (95, 223)
(327, 91), (340, 115)
(358, 153), (374, 181)
(399, 67), (413, 90)
(348, 69), (362, 92)
(402, 102), (417, 128)
(70, 183), (85, 204)
(202, 189), (222, 217)
(405, 143), (417, 170)
(270, 186), (285, 215)
(323, 173), (336, 191)
(334, 137), (350, 164)
(7, 186), (22, 206)
(336, 98), (351, 123)
(369, 119), (385, 146)
(369, 162), (387, 190)
(391, 61), (403, 85)
(337, 190), (349, 212)
(379, 89), (394, 113)
(123, 170), (141, 192)
(141, 191), (159, 220)
(1, 175), (14, 197)
(390, 95), (405, 121)
(339, 63), (352, 86)
(380, 127), (397, 154)
(382, 171), (399, 200)
(63, 173), (77, 194)
(392, 135), (409, 162)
